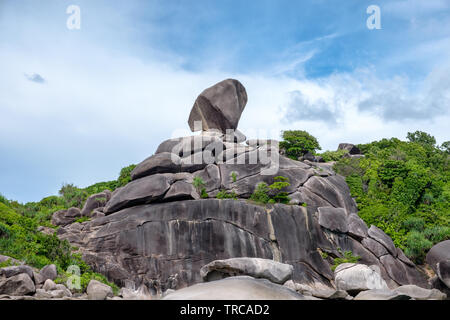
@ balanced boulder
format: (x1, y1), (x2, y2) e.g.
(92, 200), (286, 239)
(188, 79), (247, 133)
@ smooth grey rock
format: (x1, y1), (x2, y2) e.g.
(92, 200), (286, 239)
(338, 143), (361, 155)
(34, 288), (53, 299)
(289, 187), (333, 208)
(32, 271), (44, 285)
(368, 225), (397, 256)
(426, 240), (450, 288)
(188, 79), (247, 133)
(303, 175), (357, 213)
(68, 200), (334, 290)
(81, 191), (111, 217)
(334, 263), (388, 294)
(347, 213), (368, 239)
(40, 264), (57, 282)
(354, 289), (410, 300)
(0, 265), (34, 279)
(51, 207), (81, 227)
(163, 276), (304, 300)
(86, 280), (113, 300)
(396, 247), (415, 267)
(435, 260), (450, 289)
(393, 285), (446, 300)
(317, 207), (348, 233)
(362, 237), (388, 258)
(0, 273), (35, 296)
(103, 174), (172, 214)
(120, 285), (152, 300)
(42, 279), (57, 291)
(224, 129), (247, 143)
(200, 258), (293, 284)
(131, 152), (181, 180)
(0, 255), (21, 266)
(163, 180), (199, 201)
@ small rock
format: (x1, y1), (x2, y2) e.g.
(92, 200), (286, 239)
(40, 264), (57, 282)
(43, 279), (57, 291)
(87, 280), (113, 300)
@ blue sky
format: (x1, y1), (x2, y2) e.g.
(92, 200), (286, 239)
(0, 0), (449, 203)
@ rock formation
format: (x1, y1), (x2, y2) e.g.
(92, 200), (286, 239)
(46, 79), (444, 299)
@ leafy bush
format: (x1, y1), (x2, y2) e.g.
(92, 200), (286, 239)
(331, 250), (360, 271)
(319, 149), (349, 162)
(280, 130), (321, 160)
(404, 231), (433, 264)
(250, 182), (271, 204)
(216, 190), (238, 200)
(402, 217), (426, 232)
(268, 176), (291, 204)
(75, 216), (91, 223)
(332, 131), (449, 263)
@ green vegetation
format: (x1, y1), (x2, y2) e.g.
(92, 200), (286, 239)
(249, 182), (271, 204)
(75, 216), (91, 224)
(249, 176), (291, 205)
(216, 190), (238, 200)
(331, 131), (450, 263)
(268, 176), (291, 204)
(319, 149), (349, 162)
(331, 250), (361, 271)
(192, 176), (208, 198)
(280, 130), (321, 160)
(0, 164), (136, 293)
(231, 171), (237, 183)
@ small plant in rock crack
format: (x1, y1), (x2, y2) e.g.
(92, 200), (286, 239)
(216, 189), (238, 200)
(331, 250), (360, 271)
(193, 176), (208, 199)
(268, 176), (291, 204)
(231, 171), (237, 183)
(250, 182), (271, 204)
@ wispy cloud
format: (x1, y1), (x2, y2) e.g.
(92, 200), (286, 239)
(24, 73), (45, 83)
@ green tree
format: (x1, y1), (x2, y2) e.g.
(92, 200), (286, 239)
(406, 131), (436, 147)
(280, 130), (321, 160)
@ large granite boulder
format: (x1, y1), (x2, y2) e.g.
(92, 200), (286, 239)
(162, 276), (304, 300)
(200, 258), (293, 284)
(51, 207), (82, 227)
(86, 280), (113, 300)
(188, 79), (247, 133)
(426, 240), (450, 288)
(80, 191), (111, 217)
(334, 263), (388, 294)
(0, 273), (35, 296)
(393, 284), (446, 300)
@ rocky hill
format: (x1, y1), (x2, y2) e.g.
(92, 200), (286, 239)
(1, 79), (448, 300)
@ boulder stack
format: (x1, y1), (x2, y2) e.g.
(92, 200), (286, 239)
(47, 79), (437, 299)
